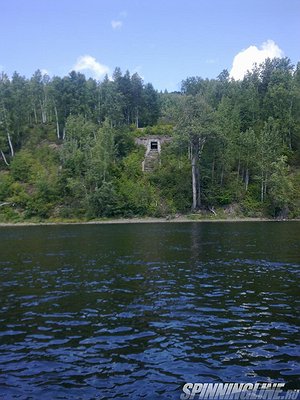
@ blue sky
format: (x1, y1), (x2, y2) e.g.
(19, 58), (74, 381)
(0, 0), (299, 91)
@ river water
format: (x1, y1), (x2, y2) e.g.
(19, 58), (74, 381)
(0, 222), (299, 399)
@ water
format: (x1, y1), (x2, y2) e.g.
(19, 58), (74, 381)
(0, 222), (299, 399)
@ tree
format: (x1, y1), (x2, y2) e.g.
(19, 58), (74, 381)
(256, 118), (282, 202)
(176, 95), (215, 210)
(141, 83), (160, 126)
(239, 68), (260, 132)
(238, 128), (257, 191)
(49, 76), (65, 139)
(159, 92), (183, 125)
(262, 58), (295, 148)
(268, 156), (294, 217)
(29, 70), (49, 124)
(98, 75), (124, 126)
(0, 72), (28, 162)
(215, 96), (240, 186)
(131, 73), (143, 128)
(1, 60), (300, 221)
(113, 68), (132, 124)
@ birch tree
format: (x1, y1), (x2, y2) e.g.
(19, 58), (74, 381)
(256, 118), (282, 202)
(0, 73), (15, 163)
(176, 95), (215, 210)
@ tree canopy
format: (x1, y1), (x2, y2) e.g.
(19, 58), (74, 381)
(1, 58), (300, 221)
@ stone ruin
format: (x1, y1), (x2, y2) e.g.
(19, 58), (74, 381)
(134, 136), (173, 172)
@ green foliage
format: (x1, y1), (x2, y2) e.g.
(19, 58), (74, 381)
(121, 149), (145, 179)
(114, 127), (135, 159)
(117, 176), (157, 216)
(6, 181), (31, 208)
(0, 59), (299, 221)
(10, 150), (35, 181)
(240, 184), (264, 217)
(150, 148), (191, 212)
(0, 173), (13, 200)
(290, 170), (300, 217)
(87, 182), (119, 218)
(142, 124), (174, 136)
(208, 187), (234, 206)
(25, 169), (60, 218)
(268, 156), (294, 216)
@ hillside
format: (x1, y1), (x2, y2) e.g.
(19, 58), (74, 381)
(1, 59), (300, 222)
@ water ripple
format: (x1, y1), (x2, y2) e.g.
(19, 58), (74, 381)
(0, 222), (299, 398)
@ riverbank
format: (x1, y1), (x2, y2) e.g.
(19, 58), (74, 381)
(0, 215), (298, 226)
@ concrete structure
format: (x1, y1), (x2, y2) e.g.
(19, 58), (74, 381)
(135, 136), (173, 172)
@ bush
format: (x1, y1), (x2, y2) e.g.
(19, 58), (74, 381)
(0, 173), (13, 201)
(143, 124), (174, 136)
(117, 177), (157, 216)
(10, 150), (35, 182)
(87, 181), (119, 218)
(150, 152), (191, 212)
(240, 193), (263, 217)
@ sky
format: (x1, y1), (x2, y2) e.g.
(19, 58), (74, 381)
(0, 0), (299, 91)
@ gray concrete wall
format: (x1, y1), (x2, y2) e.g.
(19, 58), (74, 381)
(135, 136), (173, 155)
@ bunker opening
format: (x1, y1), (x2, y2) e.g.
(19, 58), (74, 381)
(151, 141), (158, 150)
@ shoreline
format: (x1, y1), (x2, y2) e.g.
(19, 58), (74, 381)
(0, 216), (298, 227)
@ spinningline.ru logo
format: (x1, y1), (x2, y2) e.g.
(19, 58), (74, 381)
(180, 382), (300, 400)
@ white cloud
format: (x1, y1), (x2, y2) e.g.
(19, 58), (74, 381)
(230, 40), (284, 80)
(111, 20), (123, 30)
(41, 68), (49, 76)
(111, 11), (127, 30)
(72, 55), (110, 79)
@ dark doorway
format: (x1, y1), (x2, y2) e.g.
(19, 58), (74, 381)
(151, 141), (158, 150)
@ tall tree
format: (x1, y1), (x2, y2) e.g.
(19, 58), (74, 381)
(29, 70), (50, 124)
(141, 83), (160, 126)
(176, 95), (215, 210)
(131, 73), (143, 127)
(256, 118), (282, 202)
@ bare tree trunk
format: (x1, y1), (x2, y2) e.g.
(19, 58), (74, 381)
(40, 100), (47, 123)
(245, 168), (249, 191)
(0, 202), (12, 207)
(208, 206), (217, 215)
(42, 109), (47, 124)
(0, 150), (9, 166)
(135, 108), (139, 128)
(33, 106), (38, 124)
(191, 138), (203, 210)
(196, 163), (201, 208)
(7, 132), (14, 157)
(191, 150), (197, 211)
(220, 165), (224, 186)
(261, 172), (264, 202)
(237, 154), (241, 184)
(54, 105), (60, 139)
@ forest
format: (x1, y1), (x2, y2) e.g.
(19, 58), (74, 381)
(0, 57), (300, 222)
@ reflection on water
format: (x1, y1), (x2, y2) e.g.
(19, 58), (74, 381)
(0, 222), (299, 399)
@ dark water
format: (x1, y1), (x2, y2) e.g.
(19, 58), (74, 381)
(0, 222), (299, 399)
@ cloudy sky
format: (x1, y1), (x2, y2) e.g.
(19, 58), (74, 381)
(0, 0), (299, 91)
